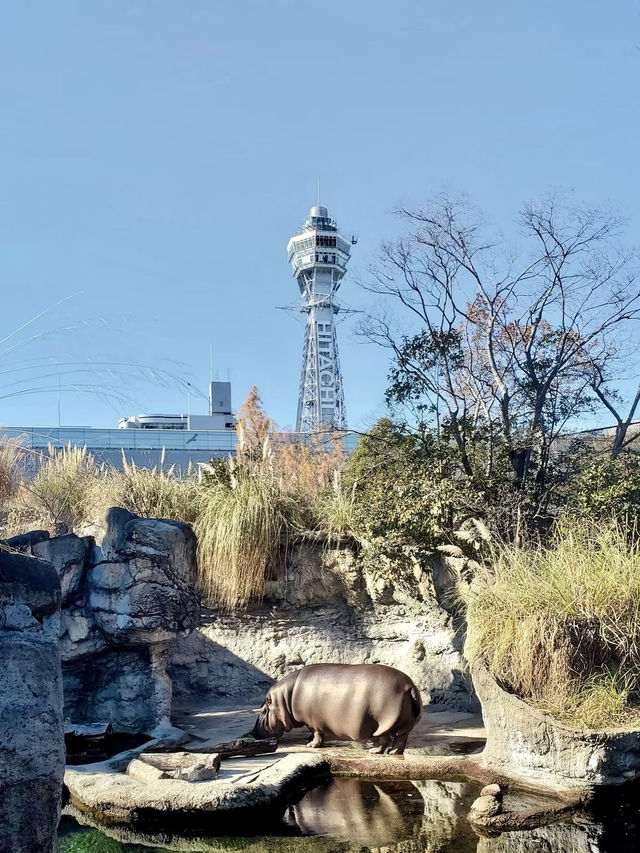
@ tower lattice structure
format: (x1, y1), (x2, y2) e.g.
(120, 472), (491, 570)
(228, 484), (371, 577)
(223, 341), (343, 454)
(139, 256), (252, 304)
(287, 204), (353, 432)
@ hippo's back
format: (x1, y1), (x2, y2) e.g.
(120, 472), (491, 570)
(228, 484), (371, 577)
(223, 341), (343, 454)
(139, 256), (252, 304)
(290, 663), (421, 741)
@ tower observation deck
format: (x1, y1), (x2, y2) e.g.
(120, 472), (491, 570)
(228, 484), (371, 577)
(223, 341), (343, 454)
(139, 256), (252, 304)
(287, 204), (354, 432)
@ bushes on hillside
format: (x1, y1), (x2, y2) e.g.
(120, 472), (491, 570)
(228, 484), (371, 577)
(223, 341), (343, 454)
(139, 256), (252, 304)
(569, 454), (640, 527)
(464, 521), (640, 728)
(344, 419), (457, 546)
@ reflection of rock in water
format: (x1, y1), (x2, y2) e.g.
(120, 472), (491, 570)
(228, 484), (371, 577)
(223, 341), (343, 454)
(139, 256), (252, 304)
(61, 777), (486, 853)
(285, 777), (484, 852)
(412, 779), (481, 852)
(477, 822), (605, 853)
(284, 777), (423, 846)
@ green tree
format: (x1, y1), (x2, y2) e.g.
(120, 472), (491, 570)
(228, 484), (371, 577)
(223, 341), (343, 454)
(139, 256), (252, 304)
(345, 418), (458, 546)
(570, 453), (640, 526)
(362, 193), (640, 519)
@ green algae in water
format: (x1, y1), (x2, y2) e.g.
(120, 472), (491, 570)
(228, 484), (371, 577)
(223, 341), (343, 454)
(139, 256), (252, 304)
(57, 828), (163, 853)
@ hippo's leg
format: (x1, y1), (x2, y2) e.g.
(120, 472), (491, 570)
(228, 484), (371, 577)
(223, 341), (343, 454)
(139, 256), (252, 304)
(388, 733), (409, 755)
(369, 736), (392, 754)
(307, 730), (325, 748)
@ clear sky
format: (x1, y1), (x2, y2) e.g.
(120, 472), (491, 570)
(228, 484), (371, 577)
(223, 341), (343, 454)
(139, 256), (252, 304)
(1, 1), (638, 430)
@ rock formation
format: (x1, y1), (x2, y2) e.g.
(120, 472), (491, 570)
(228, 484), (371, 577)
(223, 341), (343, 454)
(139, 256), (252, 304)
(8, 507), (200, 733)
(170, 539), (478, 712)
(0, 546), (65, 853)
(473, 661), (640, 791)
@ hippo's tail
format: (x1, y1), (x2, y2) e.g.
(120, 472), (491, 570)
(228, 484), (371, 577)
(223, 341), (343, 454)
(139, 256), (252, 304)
(410, 685), (423, 722)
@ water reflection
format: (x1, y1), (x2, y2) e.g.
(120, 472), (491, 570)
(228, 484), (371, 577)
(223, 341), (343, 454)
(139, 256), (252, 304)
(56, 775), (640, 853)
(284, 778), (423, 845)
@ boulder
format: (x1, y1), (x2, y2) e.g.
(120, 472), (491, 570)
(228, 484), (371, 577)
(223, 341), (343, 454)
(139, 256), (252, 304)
(0, 549), (64, 853)
(88, 510), (199, 646)
(473, 661), (640, 791)
(32, 533), (90, 603)
(469, 793), (502, 822)
(0, 548), (60, 618)
(12, 509), (200, 733)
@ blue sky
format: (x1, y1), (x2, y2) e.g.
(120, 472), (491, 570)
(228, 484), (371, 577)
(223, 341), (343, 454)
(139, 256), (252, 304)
(1, 1), (638, 430)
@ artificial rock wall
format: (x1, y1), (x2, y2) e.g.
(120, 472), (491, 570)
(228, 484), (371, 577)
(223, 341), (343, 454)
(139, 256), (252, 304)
(8, 508), (200, 733)
(169, 540), (478, 712)
(0, 546), (65, 853)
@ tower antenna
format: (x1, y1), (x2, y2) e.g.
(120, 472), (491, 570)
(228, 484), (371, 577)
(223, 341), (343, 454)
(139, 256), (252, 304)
(317, 176), (320, 206)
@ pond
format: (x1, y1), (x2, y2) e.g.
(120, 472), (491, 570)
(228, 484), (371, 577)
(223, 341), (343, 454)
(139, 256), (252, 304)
(55, 775), (640, 852)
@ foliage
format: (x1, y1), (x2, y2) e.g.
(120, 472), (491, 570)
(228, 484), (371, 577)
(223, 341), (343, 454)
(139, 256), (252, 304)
(344, 418), (459, 546)
(10, 444), (101, 534)
(464, 520), (640, 728)
(569, 453), (640, 527)
(0, 436), (23, 507)
(92, 454), (201, 526)
(234, 385), (274, 469)
(194, 386), (350, 609)
(272, 431), (347, 502)
(313, 470), (357, 542)
(194, 464), (308, 610)
(343, 417), (530, 546)
(363, 193), (640, 518)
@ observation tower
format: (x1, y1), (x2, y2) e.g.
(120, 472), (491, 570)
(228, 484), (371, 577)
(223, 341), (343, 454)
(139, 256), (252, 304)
(287, 204), (354, 432)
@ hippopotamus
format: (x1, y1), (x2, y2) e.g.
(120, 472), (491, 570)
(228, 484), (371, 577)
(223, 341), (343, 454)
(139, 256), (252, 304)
(252, 663), (422, 754)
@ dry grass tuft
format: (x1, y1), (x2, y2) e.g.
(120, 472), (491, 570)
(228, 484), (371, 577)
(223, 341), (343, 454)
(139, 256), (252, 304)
(0, 436), (23, 506)
(464, 520), (640, 729)
(10, 444), (101, 534)
(313, 470), (357, 542)
(194, 465), (308, 610)
(91, 454), (201, 526)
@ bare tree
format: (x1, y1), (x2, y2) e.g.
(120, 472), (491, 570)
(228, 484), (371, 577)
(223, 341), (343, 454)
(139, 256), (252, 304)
(361, 193), (640, 505)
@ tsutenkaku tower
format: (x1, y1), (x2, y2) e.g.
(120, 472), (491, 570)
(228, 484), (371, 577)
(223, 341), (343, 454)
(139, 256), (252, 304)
(287, 204), (354, 432)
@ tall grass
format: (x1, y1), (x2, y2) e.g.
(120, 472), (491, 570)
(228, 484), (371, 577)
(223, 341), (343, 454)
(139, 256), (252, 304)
(91, 455), (201, 526)
(2, 387), (352, 611)
(195, 466), (308, 610)
(11, 444), (101, 534)
(464, 521), (640, 728)
(313, 470), (357, 542)
(0, 436), (23, 506)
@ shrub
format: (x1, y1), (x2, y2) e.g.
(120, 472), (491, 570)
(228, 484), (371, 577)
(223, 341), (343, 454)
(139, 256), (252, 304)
(92, 455), (200, 526)
(195, 465), (308, 610)
(464, 521), (640, 728)
(11, 444), (101, 534)
(569, 454), (640, 529)
(344, 418), (459, 546)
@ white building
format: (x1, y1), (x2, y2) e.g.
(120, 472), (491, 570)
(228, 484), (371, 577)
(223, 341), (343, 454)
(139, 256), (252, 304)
(118, 381), (236, 432)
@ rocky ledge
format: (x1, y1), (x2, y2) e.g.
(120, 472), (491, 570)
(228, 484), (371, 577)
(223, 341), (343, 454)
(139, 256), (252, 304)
(473, 661), (640, 791)
(65, 752), (330, 829)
